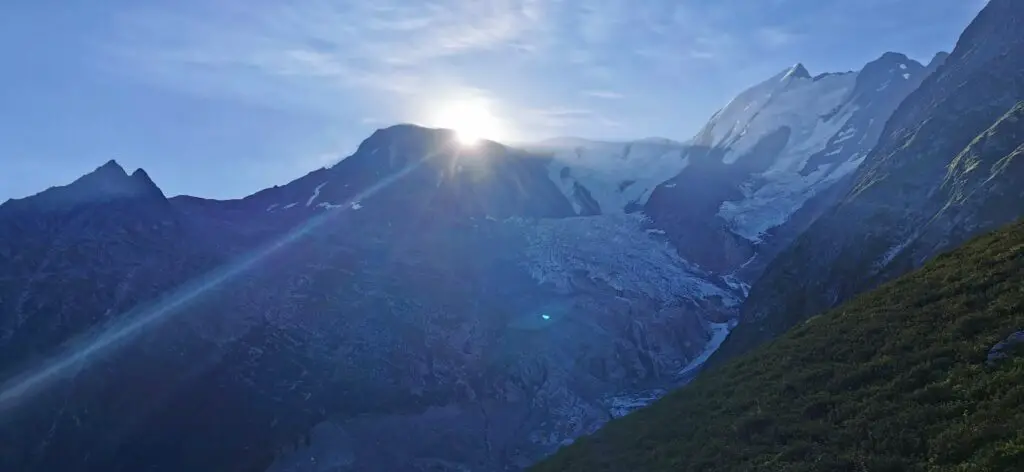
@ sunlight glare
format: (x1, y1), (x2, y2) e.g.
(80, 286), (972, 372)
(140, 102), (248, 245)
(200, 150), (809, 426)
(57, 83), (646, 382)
(433, 98), (503, 146)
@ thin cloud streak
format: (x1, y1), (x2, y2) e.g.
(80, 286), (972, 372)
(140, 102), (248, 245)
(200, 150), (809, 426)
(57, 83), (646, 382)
(582, 90), (625, 99)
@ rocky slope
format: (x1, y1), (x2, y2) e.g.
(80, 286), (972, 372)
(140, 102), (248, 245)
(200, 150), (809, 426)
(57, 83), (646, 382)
(531, 217), (1024, 472)
(0, 125), (739, 472)
(0, 161), (222, 369)
(718, 0), (1024, 364)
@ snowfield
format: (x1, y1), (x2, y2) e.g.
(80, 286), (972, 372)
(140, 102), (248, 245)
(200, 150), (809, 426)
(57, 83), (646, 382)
(525, 139), (692, 214)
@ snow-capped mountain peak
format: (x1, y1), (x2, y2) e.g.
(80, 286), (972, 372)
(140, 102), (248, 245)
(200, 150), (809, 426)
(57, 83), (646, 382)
(698, 52), (944, 239)
(782, 63), (812, 80)
(643, 50), (946, 277)
(530, 51), (947, 260)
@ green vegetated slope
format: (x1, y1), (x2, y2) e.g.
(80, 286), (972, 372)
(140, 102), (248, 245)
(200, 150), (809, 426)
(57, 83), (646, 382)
(532, 220), (1024, 472)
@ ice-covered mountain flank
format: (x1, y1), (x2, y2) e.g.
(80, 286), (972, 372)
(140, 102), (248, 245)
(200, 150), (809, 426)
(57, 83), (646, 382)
(644, 52), (946, 278)
(533, 52), (944, 282)
(715, 0), (1024, 366)
(525, 138), (691, 215)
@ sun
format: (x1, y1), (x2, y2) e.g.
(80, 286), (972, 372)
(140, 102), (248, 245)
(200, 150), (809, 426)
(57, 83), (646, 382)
(432, 98), (504, 146)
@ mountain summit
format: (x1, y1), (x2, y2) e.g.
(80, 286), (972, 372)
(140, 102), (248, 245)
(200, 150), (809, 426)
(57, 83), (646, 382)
(235, 124), (575, 223)
(719, 0), (1024, 366)
(642, 49), (941, 278)
(1, 159), (166, 215)
(782, 62), (811, 80)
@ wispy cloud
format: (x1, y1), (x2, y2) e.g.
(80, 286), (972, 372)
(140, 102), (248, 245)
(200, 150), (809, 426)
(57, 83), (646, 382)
(582, 90), (625, 99)
(92, 0), (974, 142)
(105, 0), (790, 100)
(520, 106), (602, 130)
(109, 1), (544, 92)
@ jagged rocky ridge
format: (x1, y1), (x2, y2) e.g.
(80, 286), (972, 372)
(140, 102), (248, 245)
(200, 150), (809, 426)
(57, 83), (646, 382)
(0, 126), (739, 472)
(716, 0), (1024, 365)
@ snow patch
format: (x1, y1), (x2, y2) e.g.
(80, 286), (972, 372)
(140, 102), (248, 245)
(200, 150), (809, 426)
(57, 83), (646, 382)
(307, 182), (327, 207)
(282, 202), (298, 209)
(604, 390), (668, 418)
(316, 202), (344, 210)
(266, 203), (279, 212)
(833, 127), (858, 144)
(877, 232), (917, 269)
(679, 321), (734, 376)
(722, 275), (751, 298)
(902, 73), (910, 80)
(830, 152), (866, 177)
(350, 201), (363, 210)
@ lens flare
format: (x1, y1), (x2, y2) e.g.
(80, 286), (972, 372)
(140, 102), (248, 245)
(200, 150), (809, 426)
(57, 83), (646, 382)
(0, 152), (436, 415)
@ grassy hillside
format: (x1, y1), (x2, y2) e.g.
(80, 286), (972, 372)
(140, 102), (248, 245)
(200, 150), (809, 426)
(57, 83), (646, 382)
(531, 221), (1024, 472)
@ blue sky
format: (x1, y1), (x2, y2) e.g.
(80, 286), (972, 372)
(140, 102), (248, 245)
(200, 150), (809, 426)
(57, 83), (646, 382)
(1, 0), (986, 201)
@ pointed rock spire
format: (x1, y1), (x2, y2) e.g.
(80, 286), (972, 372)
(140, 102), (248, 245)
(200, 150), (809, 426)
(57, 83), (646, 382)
(783, 63), (812, 80)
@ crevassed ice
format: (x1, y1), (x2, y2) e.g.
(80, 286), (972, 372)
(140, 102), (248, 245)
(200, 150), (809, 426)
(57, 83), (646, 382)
(513, 214), (738, 304)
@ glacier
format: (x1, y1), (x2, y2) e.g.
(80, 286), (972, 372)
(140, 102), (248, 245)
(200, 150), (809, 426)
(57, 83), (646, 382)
(525, 139), (692, 215)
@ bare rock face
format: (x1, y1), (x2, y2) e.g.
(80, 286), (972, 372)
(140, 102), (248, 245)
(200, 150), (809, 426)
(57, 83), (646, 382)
(257, 214), (740, 472)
